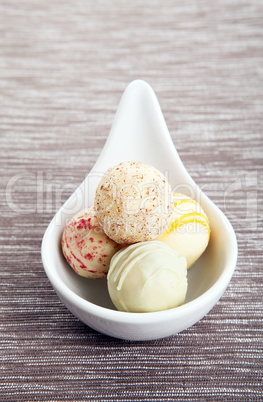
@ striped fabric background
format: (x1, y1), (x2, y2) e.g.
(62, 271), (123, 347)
(0, 0), (262, 400)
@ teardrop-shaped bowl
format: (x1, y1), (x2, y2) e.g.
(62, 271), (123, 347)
(41, 80), (238, 341)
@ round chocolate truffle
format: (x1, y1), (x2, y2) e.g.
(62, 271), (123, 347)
(62, 207), (122, 279)
(157, 193), (210, 268)
(107, 241), (187, 312)
(94, 161), (172, 244)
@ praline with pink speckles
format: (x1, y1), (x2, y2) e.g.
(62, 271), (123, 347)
(61, 207), (122, 279)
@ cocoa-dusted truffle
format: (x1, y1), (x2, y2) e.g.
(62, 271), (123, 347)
(94, 161), (172, 244)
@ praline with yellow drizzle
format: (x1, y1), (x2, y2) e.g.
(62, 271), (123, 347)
(157, 193), (210, 269)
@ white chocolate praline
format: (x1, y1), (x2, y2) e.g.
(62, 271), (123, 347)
(61, 207), (122, 279)
(157, 193), (210, 269)
(107, 241), (187, 313)
(94, 161), (172, 244)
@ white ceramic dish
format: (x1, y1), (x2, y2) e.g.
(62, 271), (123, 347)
(41, 80), (238, 341)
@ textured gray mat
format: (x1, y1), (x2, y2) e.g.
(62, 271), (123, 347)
(0, 1), (262, 400)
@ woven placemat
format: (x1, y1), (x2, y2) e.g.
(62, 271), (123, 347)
(0, 1), (262, 400)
